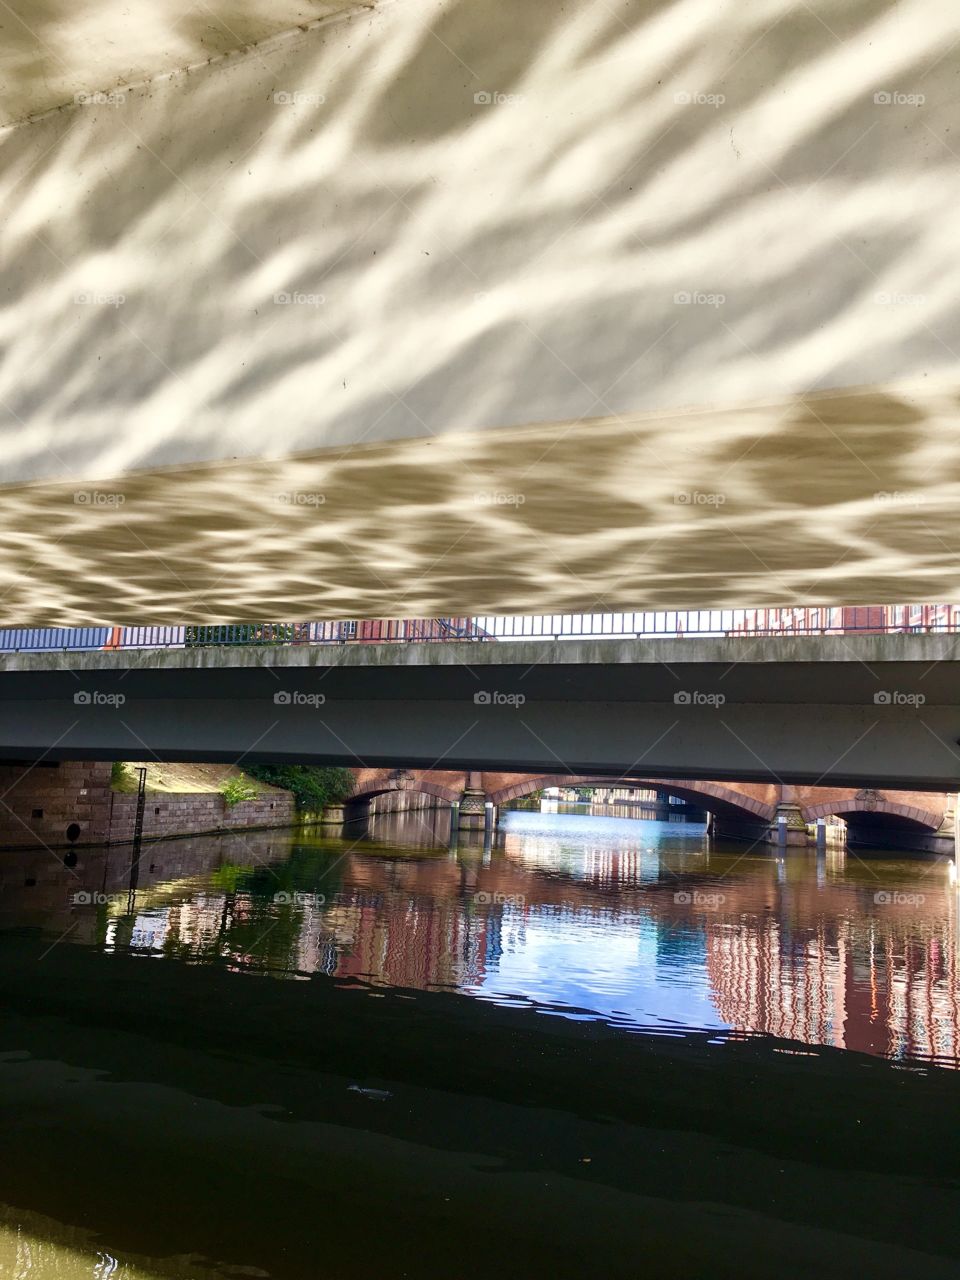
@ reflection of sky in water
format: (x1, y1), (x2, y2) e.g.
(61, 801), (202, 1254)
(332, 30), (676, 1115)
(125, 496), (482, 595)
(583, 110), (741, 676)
(466, 906), (727, 1034)
(77, 807), (960, 1066)
(465, 810), (726, 1032)
(501, 810), (708, 882)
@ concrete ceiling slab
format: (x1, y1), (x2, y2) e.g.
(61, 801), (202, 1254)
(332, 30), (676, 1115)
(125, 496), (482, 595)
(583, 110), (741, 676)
(1, 0), (959, 621)
(2, 380), (959, 624)
(0, 0), (370, 125)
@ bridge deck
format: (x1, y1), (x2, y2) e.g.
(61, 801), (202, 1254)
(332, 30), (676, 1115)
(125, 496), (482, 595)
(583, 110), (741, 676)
(0, 636), (957, 789)
(0, 633), (958, 706)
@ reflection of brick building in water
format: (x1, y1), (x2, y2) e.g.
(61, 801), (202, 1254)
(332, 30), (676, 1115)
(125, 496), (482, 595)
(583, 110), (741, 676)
(303, 892), (492, 991)
(708, 920), (847, 1048)
(514, 842), (654, 887)
(707, 909), (960, 1064)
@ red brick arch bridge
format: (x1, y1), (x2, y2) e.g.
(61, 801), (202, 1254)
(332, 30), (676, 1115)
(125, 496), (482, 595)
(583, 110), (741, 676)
(346, 769), (956, 853)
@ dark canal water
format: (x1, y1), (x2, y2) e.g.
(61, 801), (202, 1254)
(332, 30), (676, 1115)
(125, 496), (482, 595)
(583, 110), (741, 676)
(1, 807), (959, 1277)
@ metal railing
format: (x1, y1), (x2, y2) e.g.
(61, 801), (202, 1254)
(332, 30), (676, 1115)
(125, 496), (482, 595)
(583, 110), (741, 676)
(471, 606), (960, 640)
(1, 608), (959, 653)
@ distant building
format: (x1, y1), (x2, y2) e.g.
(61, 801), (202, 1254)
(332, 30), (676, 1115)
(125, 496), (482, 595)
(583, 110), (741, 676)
(728, 604), (960, 636)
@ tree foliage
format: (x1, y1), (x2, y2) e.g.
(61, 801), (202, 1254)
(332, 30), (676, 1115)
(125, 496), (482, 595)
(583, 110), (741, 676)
(243, 763), (354, 811)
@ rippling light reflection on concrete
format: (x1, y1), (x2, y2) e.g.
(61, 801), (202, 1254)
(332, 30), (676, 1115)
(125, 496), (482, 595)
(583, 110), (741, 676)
(1, 0), (958, 620)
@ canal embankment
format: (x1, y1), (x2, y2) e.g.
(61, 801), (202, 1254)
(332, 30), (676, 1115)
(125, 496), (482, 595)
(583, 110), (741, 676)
(0, 761), (303, 850)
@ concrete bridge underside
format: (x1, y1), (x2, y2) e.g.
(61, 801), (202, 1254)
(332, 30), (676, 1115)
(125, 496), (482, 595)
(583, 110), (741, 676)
(1, 0), (960, 621)
(5, 635), (960, 791)
(348, 768), (956, 853)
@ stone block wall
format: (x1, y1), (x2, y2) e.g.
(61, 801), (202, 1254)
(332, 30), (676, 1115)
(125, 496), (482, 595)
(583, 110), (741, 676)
(0, 762), (297, 850)
(108, 791), (297, 844)
(0, 761), (113, 850)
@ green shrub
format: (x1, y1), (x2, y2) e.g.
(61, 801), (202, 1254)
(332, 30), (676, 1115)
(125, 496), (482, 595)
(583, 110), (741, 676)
(243, 764), (353, 811)
(110, 761), (135, 791)
(185, 624), (296, 647)
(220, 777), (258, 807)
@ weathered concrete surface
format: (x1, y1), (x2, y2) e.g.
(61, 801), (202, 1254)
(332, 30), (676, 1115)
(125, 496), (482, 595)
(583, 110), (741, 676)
(1, 0), (960, 619)
(0, 1), (370, 126)
(3, 630), (960, 688)
(1, 636), (959, 788)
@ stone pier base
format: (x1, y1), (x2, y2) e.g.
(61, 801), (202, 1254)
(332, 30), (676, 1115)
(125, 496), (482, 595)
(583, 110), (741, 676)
(457, 790), (487, 831)
(768, 804), (809, 847)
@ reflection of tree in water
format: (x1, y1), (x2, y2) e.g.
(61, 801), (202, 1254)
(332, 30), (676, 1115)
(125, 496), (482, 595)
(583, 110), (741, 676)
(92, 831), (960, 1066)
(113, 853), (350, 973)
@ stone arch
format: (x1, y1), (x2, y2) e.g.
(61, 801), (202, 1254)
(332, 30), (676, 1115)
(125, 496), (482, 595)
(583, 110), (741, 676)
(486, 775), (775, 824)
(348, 776), (461, 807)
(802, 797), (942, 831)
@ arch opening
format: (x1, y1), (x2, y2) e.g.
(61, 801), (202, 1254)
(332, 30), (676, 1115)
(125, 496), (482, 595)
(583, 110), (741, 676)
(490, 775), (773, 827)
(347, 781), (461, 810)
(802, 800), (942, 833)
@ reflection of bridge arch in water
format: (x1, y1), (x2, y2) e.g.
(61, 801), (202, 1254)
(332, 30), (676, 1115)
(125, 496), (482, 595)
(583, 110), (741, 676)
(22, 823), (954, 1066)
